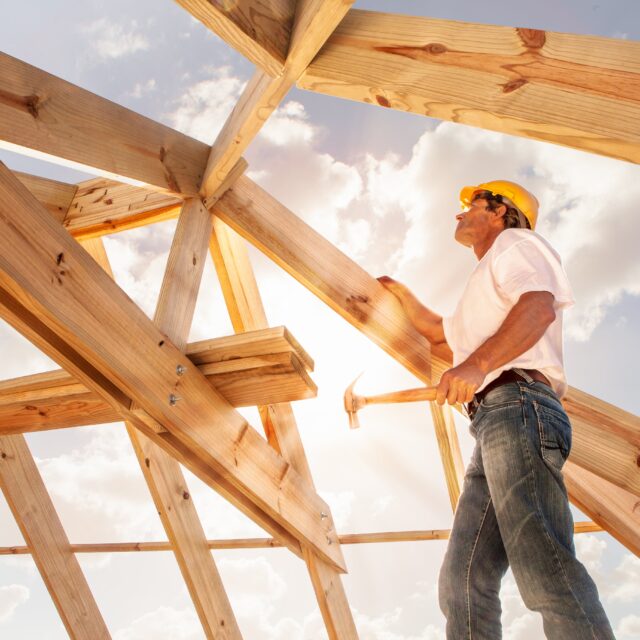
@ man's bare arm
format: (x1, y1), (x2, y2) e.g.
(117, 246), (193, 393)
(377, 276), (448, 346)
(436, 291), (556, 405)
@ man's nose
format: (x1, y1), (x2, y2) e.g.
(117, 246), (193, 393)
(455, 212), (465, 221)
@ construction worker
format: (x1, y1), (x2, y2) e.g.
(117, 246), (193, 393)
(378, 181), (614, 639)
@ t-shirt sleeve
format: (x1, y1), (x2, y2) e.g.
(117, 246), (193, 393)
(492, 237), (575, 310)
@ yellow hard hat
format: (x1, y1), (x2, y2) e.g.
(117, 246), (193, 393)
(459, 180), (539, 230)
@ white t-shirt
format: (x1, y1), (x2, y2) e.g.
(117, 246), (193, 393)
(442, 229), (574, 397)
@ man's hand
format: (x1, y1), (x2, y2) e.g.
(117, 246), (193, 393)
(436, 359), (487, 405)
(377, 275), (407, 299)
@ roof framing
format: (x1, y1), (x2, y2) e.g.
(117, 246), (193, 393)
(0, 2), (637, 636)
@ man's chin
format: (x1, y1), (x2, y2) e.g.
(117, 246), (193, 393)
(454, 230), (473, 247)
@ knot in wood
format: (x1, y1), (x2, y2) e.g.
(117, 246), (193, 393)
(517, 28), (546, 49)
(423, 43), (447, 55)
(376, 95), (391, 108)
(502, 78), (528, 94)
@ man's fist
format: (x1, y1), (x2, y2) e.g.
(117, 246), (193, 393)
(436, 360), (487, 405)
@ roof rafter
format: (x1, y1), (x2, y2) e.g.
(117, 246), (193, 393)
(0, 162), (345, 571)
(299, 9), (640, 163)
(200, 0), (354, 197)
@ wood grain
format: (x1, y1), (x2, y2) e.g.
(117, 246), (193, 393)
(0, 52), (209, 194)
(299, 10), (640, 163)
(0, 162), (344, 571)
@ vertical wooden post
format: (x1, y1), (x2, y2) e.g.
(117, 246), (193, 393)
(209, 216), (359, 639)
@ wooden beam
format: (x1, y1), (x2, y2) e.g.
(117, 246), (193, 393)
(214, 176), (432, 379)
(173, 0), (296, 77)
(200, 0), (353, 197)
(0, 326), (315, 435)
(429, 402), (464, 511)
(0, 52), (209, 195)
(14, 171), (77, 223)
(565, 462), (640, 557)
(298, 10), (640, 163)
(209, 216), (358, 639)
(82, 216), (243, 638)
(0, 435), (110, 638)
(0, 520), (602, 556)
(0, 162), (344, 571)
(213, 175), (640, 553)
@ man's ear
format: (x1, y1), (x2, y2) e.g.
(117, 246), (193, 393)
(492, 204), (507, 224)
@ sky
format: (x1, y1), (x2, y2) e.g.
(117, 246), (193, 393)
(0, 1), (639, 638)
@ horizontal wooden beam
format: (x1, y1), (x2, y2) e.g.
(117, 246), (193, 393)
(173, 0), (296, 77)
(0, 521), (602, 556)
(0, 326), (315, 434)
(213, 175), (640, 553)
(0, 162), (344, 571)
(299, 10), (640, 163)
(0, 52), (209, 195)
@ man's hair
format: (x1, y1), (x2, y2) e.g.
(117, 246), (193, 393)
(472, 190), (531, 230)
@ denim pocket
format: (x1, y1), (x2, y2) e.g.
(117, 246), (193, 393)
(533, 400), (572, 471)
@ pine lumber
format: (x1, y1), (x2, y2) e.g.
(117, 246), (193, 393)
(210, 217), (358, 639)
(299, 10), (640, 163)
(0, 162), (344, 572)
(173, 0), (296, 77)
(82, 216), (243, 638)
(214, 176), (432, 380)
(14, 171), (77, 223)
(0, 521), (602, 556)
(213, 175), (640, 552)
(0, 327), (315, 435)
(0, 434), (110, 639)
(200, 0), (354, 197)
(564, 463), (640, 557)
(0, 52), (209, 195)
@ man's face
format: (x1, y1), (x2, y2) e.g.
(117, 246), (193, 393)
(454, 197), (493, 247)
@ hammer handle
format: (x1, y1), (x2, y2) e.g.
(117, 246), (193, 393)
(363, 386), (438, 406)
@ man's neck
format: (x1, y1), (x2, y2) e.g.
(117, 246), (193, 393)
(473, 228), (504, 260)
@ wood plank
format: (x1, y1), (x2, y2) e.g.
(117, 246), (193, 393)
(214, 176), (432, 380)
(173, 0), (296, 76)
(0, 52), (209, 195)
(0, 162), (344, 571)
(210, 216), (358, 639)
(213, 175), (640, 553)
(429, 402), (464, 511)
(0, 327), (315, 434)
(66, 177), (183, 239)
(200, 0), (354, 197)
(564, 463), (640, 557)
(14, 171), (77, 223)
(0, 434), (110, 639)
(82, 220), (243, 639)
(0, 520), (604, 556)
(299, 10), (640, 163)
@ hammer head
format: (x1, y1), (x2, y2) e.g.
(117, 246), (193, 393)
(343, 373), (365, 429)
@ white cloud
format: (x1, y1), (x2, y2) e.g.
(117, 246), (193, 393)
(129, 78), (157, 99)
(261, 101), (316, 147)
(0, 584), (29, 623)
(114, 606), (202, 640)
(167, 68), (245, 143)
(82, 19), (150, 60)
(608, 554), (640, 603)
(617, 614), (640, 639)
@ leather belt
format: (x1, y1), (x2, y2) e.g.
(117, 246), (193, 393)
(466, 368), (550, 421)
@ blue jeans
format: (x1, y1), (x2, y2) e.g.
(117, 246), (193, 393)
(438, 379), (614, 639)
